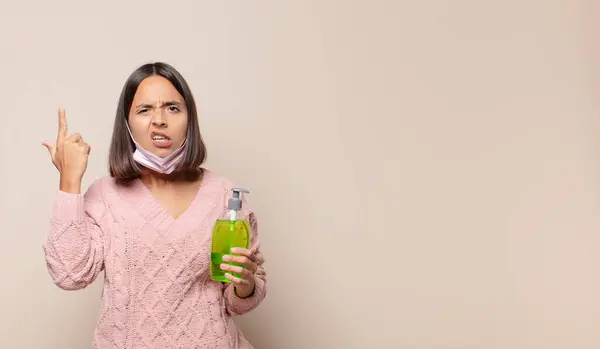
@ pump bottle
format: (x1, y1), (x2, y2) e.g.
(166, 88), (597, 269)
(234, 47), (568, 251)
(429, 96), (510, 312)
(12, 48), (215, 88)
(210, 188), (252, 282)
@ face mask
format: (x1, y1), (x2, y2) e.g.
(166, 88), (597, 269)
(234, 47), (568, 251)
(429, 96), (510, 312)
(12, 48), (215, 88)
(126, 123), (187, 174)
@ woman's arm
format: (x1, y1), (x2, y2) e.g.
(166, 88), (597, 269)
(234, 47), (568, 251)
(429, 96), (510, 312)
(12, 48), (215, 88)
(223, 210), (267, 316)
(42, 178), (107, 290)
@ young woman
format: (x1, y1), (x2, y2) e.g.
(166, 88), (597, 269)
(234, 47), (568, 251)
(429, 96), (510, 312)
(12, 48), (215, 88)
(41, 62), (266, 349)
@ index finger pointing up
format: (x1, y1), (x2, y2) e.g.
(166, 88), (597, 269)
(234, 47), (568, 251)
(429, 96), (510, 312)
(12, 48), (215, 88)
(57, 107), (67, 143)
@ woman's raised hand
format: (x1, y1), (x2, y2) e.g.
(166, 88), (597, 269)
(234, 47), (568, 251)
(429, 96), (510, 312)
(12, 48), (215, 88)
(42, 108), (91, 193)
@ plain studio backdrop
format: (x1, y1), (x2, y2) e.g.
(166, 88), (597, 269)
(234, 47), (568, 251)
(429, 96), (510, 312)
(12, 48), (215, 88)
(1, 1), (599, 348)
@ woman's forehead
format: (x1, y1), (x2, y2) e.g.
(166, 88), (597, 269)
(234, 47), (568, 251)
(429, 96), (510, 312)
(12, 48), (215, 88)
(134, 76), (184, 103)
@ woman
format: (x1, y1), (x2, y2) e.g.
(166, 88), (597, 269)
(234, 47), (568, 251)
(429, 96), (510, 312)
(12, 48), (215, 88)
(41, 62), (266, 349)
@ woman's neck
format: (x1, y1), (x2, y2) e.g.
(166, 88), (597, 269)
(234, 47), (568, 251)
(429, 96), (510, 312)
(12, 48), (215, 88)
(140, 168), (203, 189)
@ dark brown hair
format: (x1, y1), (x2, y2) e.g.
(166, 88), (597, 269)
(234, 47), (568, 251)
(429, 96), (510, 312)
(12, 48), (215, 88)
(108, 62), (207, 181)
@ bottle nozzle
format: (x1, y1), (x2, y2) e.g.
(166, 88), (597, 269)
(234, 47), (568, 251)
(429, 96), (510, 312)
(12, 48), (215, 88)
(232, 188), (249, 198)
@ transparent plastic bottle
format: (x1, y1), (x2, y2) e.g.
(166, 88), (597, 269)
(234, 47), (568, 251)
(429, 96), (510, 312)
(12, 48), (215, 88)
(210, 188), (252, 282)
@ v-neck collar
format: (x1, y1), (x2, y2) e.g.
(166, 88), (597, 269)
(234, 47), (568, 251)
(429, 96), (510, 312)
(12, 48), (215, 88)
(124, 169), (224, 235)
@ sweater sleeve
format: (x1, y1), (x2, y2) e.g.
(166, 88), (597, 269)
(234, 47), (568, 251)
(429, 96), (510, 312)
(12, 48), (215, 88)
(224, 209), (267, 316)
(42, 179), (108, 290)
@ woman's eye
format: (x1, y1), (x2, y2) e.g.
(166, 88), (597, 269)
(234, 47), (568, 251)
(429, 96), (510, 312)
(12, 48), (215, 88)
(168, 106), (180, 112)
(138, 109), (148, 114)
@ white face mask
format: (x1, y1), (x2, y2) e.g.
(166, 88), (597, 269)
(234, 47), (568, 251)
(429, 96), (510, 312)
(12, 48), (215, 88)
(126, 123), (186, 174)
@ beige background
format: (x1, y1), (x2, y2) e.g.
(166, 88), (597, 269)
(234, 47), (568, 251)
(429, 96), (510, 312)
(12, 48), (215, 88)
(1, 1), (599, 348)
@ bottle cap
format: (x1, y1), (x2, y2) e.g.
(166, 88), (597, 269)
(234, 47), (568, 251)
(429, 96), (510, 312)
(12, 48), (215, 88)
(228, 188), (249, 210)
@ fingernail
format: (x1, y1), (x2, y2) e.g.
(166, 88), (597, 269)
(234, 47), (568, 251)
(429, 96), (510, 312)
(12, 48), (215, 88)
(230, 248), (238, 253)
(222, 255), (231, 261)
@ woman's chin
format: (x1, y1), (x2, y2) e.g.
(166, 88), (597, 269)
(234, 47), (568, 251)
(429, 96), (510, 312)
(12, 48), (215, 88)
(152, 149), (175, 158)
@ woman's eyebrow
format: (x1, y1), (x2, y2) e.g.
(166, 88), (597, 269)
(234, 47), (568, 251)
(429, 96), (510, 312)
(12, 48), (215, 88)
(135, 100), (183, 109)
(161, 100), (183, 107)
(135, 103), (154, 109)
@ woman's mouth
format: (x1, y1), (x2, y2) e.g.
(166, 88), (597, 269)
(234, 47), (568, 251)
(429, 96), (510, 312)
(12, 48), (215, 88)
(151, 132), (172, 148)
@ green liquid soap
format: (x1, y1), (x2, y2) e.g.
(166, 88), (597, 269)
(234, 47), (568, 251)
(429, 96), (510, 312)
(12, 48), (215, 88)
(210, 219), (251, 282)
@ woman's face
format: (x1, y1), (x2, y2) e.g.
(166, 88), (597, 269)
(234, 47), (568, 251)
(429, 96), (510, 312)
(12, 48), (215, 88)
(128, 75), (188, 158)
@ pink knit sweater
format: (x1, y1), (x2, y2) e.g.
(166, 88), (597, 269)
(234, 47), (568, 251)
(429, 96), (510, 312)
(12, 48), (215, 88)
(42, 169), (267, 349)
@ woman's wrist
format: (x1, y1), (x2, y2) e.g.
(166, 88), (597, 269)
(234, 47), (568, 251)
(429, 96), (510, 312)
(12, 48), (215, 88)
(59, 175), (82, 194)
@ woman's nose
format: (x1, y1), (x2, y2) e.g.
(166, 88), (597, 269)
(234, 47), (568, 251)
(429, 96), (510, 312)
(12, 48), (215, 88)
(151, 111), (167, 127)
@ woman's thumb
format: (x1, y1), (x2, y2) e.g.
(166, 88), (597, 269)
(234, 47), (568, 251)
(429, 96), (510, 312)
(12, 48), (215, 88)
(42, 141), (55, 156)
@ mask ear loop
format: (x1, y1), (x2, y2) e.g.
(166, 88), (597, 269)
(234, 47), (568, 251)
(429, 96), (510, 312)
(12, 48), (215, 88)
(125, 121), (136, 144)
